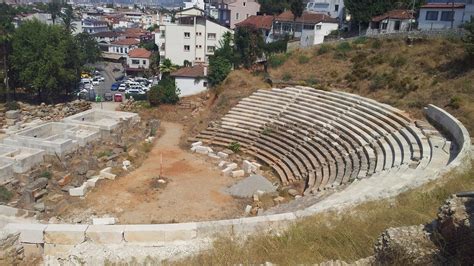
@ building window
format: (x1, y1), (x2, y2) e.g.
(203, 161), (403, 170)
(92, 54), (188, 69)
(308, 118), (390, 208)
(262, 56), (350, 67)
(236, 13), (239, 20)
(335, 4), (339, 12)
(196, 45), (202, 48)
(184, 45), (190, 51)
(243, 2), (246, 6)
(207, 33), (216, 39)
(394, 20), (401, 31)
(204, 81), (208, 87)
(184, 32), (191, 38)
(131, 59), (140, 64)
(425, 11), (439, 21)
(207, 46), (215, 53)
(382, 22), (388, 30)
(142, 60), (146, 64)
(196, 32), (202, 36)
(315, 25), (322, 30)
(440, 11), (454, 21)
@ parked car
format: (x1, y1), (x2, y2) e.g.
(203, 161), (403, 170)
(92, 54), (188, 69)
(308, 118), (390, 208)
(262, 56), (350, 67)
(118, 84), (127, 92)
(92, 78), (100, 86)
(95, 75), (105, 82)
(126, 88), (146, 95)
(111, 83), (120, 91)
(104, 92), (113, 101)
(114, 93), (123, 102)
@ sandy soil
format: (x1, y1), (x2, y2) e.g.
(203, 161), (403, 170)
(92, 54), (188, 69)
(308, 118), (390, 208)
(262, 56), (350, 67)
(59, 121), (247, 224)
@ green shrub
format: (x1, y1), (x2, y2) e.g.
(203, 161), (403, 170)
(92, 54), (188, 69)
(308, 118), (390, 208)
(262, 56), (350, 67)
(125, 93), (148, 101)
(371, 39), (383, 49)
(147, 75), (180, 106)
(39, 171), (52, 179)
(298, 55), (310, 64)
(353, 37), (368, 45)
(317, 44), (332, 55)
(5, 101), (20, 111)
(447, 96), (462, 109)
(282, 73), (293, 81)
(228, 142), (241, 153)
(369, 74), (389, 91)
(336, 42), (351, 53)
(305, 77), (319, 86)
(97, 150), (113, 158)
(390, 55), (408, 68)
(268, 54), (287, 68)
(0, 186), (12, 202)
(262, 127), (273, 135)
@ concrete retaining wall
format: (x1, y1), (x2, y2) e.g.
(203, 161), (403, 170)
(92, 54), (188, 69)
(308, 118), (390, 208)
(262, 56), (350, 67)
(3, 105), (472, 258)
(424, 104), (472, 171)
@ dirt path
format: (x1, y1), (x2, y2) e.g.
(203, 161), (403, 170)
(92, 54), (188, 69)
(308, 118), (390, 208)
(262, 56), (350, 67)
(60, 122), (245, 224)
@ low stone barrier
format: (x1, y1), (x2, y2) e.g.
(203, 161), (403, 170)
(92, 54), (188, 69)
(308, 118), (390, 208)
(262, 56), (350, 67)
(2, 105), (471, 259)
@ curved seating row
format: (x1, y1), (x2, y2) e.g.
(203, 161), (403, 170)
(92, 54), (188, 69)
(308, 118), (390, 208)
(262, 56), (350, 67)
(197, 87), (433, 194)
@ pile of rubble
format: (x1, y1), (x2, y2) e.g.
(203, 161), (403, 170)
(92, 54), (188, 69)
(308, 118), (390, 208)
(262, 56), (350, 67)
(119, 98), (137, 112)
(0, 101), (91, 133)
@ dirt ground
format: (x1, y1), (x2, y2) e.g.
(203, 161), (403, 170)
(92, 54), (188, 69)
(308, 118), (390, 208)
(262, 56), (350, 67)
(58, 121), (248, 224)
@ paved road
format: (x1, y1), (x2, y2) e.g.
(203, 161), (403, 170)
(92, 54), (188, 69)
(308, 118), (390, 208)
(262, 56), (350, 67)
(93, 62), (125, 100)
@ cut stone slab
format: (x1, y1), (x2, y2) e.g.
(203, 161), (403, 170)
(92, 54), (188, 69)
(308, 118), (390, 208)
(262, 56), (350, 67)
(69, 183), (88, 197)
(86, 225), (124, 244)
(99, 167), (116, 180)
(231, 169), (245, 178)
(92, 217), (116, 225)
(191, 141), (202, 147)
(208, 152), (220, 160)
(217, 152), (228, 159)
(218, 161), (227, 168)
(124, 223), (197, 243)
(194, 146), (211, 155)
(5, 110), (20, 119)
(4, 223), (47, 244)
(86, 177), (99, 188)
(44, 224), (88, 245)
(225, 174), (277, 198)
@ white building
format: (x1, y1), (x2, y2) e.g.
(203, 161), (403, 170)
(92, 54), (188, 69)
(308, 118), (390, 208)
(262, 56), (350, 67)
(170, 65), (208, 97)
(300, 20), (339, 46)
(184, 0), (205, 10)
(108, 38), (140, 56)
(418, 3), (467, 30)
(81, 19), (109, 34)
(306, 0), (344, 19)
(366, 10), (414, 35)
(127, 48), (152, 74)
(142, 13), (158, 29)
(156, 16), (233, 66)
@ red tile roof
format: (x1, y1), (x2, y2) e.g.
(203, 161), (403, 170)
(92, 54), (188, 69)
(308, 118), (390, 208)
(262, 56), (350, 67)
(111, 38), (140, 46)
(420, 3), (465, 9)
(275, 11), (338, 24)
(170, 65), (206, 78)
(235, 15), (274, 30)
(372, 10), (414, 22)
(128, 48), (152, 58)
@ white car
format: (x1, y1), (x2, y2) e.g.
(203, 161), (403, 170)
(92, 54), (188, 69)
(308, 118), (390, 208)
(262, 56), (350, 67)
(126, 88), (146, 95)
(95, 76), (105, 82)
(118, 84), (127, 92)
(92, 78), (100, 86)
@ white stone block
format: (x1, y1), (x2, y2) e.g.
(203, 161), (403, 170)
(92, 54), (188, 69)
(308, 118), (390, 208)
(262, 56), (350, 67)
(4, 223), (47, 244)
(69, 183), (88, 197)
(191, 141), (202, 147)
(232, 169), (245, 178)
(86, 177), (99, 188)
(242, 160), (254, 173)
(124, 223), (197, 243)
(86, 225), (124, 244)
(217, 152), (228, 159)
(221, 167), (233, 176)
(244, 205), (252, 214)
(122, 160), (131, 167)
(92, 217), (116, 225)
(207, 152), (220, 159)
(195, 146), (210, 155)
(218, 161), (227, 168)
(100, 167), (116, 180)
(227, 163), (237, 170)
(44, 224), (88, 245)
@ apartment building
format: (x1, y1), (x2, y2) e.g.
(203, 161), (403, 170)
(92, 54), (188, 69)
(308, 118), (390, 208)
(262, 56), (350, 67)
(156, 15), (233, 66)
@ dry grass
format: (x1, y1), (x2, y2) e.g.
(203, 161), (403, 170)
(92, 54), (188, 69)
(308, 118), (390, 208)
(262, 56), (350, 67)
(269, 38), (474, 133)
(173, 164), (474, 265)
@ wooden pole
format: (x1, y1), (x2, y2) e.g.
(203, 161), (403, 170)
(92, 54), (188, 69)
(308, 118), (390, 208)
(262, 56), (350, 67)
(160, 152), (163, 177)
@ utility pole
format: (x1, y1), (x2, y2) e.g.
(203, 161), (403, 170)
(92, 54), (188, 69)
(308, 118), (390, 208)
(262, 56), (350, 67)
(451, 0), (454, 29)
(409, 0), (415, 32)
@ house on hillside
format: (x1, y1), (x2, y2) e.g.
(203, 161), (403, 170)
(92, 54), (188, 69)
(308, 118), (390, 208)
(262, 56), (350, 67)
(305, 0), (345, 20)
(366, 10), (414, 35)
(235, 15), (274, 43)
(271, 11), (338, 46)
(81, 19), (109, 34)
(92, 31), (125, 51)
(170, 65), (208, 97)
(156, 15), (233, 66)
(227, 0), (261, 29)
(418, 3), (466, 30)
(108, 38), (140, 56)
(126, 48), (152, 75)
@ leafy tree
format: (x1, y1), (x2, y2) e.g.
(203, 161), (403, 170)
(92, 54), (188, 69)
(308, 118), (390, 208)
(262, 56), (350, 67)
(47, 0), (63, 25)
(344, 0), (415, 24)
(0, 3), (16, 101)
(258, 0), (290, 15)
(159, 58), (178, 77)
(140, 41), (158, 51)
(148, 75), (180, 106)
(290, 0), (304, 21)
(75, 32), (101, 65)
(208, 56), (232, 87)
(149, 52), (160, 76)
(61, 4), (76, 33)
(11, 20), (77, 102)
(234, 26), (265, 68)
(214, 31), (235, 65)
(464, 17), (474, 58)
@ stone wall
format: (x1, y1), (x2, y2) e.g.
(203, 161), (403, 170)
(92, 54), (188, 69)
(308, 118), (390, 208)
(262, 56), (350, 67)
(3, 104), (472, 259)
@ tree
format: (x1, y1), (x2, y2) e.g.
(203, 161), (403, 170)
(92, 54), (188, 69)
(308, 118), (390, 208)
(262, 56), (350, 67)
(208, 56), (232, 87)
(47, 0), (62, 25)
(0, 3), (16, 102)
(75, 32), (101, 65)
(290, 0), (304, 21)
(61, 4), (76, 33)
(159, 58), (178, 77)
(214, 31), (235, 65)
(234, 26), (265, 68)
(258, 0), (290, 15)
(10, 20), (79, 102)
(344, 0), (415, 24)
(464, 17), (474, 58)
(148, 75), (180, 106)
(149, 52), (160, 76)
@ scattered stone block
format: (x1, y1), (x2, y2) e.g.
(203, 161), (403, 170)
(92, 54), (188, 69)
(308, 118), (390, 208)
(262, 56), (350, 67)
(122, 160), (131, 167)
(195, 146), (211, 155)
(57, 174), (72, 187)
(191, 141), (202, 147)
(33, 202), (45, 212)
(99, 167), (116, 180)
(92, 217), (116, 225)
(86, 177), (99, 188)
(44, 224), (88, 245)
(217, 152), (228, 159)
(244, 205), (252, 214)
(207, 152), (220, 159)
(231, 169), (245, 178)
(227, 163), (237, 170)
(287, 189), (299, 197)
(221, 167), (233, 176)
(218, 161), (227, 168)
(273, 196), (285, 204)
(4, 223), (47, 244)
(5, 110), (20, 120)
(69, 183), (88, 197)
